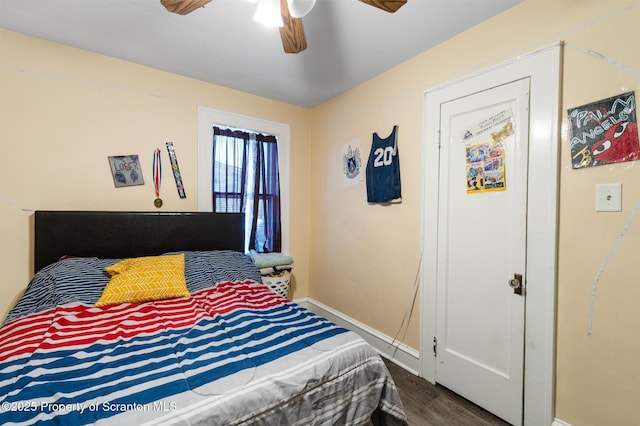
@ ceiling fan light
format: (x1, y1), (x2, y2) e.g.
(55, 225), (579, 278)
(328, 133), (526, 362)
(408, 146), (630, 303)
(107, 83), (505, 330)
(287, 0), (317, 18)
(253, 0), (283, 27)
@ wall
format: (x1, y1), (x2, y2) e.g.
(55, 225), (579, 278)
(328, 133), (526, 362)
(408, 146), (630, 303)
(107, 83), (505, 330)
(0, 29), (311, 321)
(307, 1), (639, 425)
(556, 5), (640, 424)
(2, 1), (640, 424)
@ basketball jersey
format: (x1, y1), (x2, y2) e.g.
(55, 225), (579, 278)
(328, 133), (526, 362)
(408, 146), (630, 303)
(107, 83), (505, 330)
(366, 125), (401, 203)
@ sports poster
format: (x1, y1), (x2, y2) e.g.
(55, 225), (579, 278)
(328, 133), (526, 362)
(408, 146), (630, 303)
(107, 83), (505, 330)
(462, 108), (513, 194)
(568, 91), (639, 169)
(466, 141), (505, 193)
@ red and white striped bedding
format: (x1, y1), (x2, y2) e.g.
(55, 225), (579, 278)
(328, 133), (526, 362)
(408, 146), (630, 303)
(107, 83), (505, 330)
(0, 252), (407, 425)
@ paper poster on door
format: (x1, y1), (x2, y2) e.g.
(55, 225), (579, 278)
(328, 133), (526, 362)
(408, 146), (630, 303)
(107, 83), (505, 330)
(466, 141), (506, 193)
(462, 108), (514, 142)
(462, 107), (512, 194)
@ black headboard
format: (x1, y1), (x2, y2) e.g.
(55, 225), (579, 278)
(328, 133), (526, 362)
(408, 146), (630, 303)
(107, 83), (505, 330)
(34, 211), (245, 272)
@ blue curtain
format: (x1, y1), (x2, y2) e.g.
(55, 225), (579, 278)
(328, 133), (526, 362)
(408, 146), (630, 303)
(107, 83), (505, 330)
(212, 126), (281, 252)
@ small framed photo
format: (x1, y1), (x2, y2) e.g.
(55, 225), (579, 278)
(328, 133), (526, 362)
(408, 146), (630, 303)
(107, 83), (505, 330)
(108, 155), (144, 187)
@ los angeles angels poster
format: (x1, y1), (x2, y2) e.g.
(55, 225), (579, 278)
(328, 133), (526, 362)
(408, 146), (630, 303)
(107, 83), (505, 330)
(568, 91), (639, 169)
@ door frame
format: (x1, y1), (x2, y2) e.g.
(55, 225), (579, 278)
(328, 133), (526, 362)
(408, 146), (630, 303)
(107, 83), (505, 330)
(420, 44), (562, 426)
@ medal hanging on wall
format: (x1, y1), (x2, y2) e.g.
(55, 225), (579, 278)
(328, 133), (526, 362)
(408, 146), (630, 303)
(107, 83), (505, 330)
(152, 148), (163, 208)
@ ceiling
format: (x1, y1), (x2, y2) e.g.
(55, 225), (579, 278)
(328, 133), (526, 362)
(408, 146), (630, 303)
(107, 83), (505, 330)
(0, 0), (522, 108)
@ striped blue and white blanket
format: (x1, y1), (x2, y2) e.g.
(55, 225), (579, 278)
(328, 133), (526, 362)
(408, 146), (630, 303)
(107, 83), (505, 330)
(0, 251), (407, 425)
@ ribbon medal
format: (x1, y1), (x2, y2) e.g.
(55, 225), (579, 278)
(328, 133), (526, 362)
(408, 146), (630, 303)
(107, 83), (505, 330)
(152, 148), (163, 208)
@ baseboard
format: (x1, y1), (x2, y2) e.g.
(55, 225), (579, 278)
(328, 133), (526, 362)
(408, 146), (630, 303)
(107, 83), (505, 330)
(295, 298), (570, 426)
(295, 297), (421, 376)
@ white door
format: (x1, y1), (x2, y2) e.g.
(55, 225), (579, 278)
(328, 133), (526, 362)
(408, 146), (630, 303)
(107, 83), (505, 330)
(435, 78), (530, 426)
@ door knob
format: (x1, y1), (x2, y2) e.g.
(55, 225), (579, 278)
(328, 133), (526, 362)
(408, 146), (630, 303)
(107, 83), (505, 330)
(509, 273), (523, 295)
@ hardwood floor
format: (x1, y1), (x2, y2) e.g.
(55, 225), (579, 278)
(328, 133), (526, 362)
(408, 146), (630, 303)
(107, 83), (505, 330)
(382, 357), (511, 426)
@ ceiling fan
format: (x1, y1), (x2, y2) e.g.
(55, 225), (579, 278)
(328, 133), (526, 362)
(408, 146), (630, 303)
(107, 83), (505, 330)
(160, 0), (407, 54)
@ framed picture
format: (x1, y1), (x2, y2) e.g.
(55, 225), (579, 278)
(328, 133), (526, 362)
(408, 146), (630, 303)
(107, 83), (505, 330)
(108, 155), (144, 187)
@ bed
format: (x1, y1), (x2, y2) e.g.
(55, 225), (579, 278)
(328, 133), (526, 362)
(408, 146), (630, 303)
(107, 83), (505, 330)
(0, 211), (407, 426)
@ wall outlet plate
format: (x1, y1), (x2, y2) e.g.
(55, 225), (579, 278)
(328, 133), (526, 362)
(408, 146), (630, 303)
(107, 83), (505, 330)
(596, 183), (622, 212)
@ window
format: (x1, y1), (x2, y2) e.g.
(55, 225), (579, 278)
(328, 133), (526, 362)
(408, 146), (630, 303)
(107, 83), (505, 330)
(197, 107), (290, 254)
(212, 127), (281, 252)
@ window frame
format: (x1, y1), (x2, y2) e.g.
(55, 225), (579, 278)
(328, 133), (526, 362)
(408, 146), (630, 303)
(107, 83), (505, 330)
(197, 106), (290, 254)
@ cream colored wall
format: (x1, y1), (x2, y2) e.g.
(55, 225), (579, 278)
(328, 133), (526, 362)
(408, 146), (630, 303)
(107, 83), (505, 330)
(2, 1), (640, 424)
(556, 6), (640, 425)
(308, 1), (639, 425)
(0, 29), (311, 322)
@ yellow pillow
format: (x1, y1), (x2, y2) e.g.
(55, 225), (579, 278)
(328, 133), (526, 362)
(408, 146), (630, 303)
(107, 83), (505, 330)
(95, 253), (190, 307)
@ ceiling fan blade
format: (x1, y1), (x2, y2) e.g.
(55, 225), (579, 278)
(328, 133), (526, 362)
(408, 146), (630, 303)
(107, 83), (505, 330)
(160, 0), (212, 15)
(279, 0), (307, 54)
(358, 0), (407, 13)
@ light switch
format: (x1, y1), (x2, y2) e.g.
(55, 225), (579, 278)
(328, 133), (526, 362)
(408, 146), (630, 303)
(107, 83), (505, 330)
(596, 183), (622, 212)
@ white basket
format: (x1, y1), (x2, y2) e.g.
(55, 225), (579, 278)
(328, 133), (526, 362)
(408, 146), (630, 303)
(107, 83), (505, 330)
(262, 271), (291, 298)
